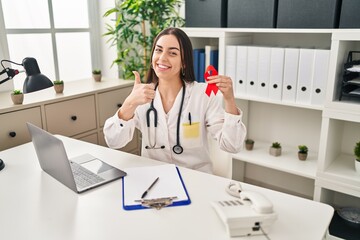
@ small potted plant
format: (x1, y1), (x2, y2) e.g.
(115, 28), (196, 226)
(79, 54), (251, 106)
(245, 139), (255, 151)
(270, 142), (281, 157)
(53, 80), (64, 93)
(11, 89), (24, 104)
(298, 145), (308, 161)
(354, 141), (360, 174)
(92, 69), (102, 82)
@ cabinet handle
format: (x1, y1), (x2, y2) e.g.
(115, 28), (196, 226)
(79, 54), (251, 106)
(9, 131), (16, 138)
(71, 115), (77, 121)
(117, 103), (122, 108)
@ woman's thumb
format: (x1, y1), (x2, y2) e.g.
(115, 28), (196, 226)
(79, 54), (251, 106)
(132, 71), (141, 84)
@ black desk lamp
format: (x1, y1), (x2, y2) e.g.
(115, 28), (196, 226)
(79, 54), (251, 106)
(0, 57), (53, 93)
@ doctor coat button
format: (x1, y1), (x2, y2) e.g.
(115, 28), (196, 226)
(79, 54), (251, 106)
(119, 123), (123, 127)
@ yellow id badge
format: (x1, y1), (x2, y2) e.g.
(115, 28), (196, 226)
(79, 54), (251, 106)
(182, 122), (200, 138)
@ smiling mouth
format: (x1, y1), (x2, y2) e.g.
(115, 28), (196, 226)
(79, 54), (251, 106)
(157, 64), (170, 70)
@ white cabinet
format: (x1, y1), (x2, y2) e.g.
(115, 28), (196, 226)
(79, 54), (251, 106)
(0, 107), (42, 150)
(0, 78), (140, 155)
(97, 87), (139, 155)
(45, 95), (97, 137)
(182, 28), (360, 216)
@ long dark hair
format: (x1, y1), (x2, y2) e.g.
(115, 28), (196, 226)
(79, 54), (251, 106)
(145, 27), (195, 84)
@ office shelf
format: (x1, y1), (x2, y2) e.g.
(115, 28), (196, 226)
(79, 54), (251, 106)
(182, 28), (360, 217)
(233, 141), (317, 179)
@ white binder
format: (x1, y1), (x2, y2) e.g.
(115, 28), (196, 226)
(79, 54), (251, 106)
(235, 46), (248, 96)
(268, 47), (285, 101)
(296, 49), (315, 104)
(246, 46), (259, 96)
(311, 49), (330, 106)
(282, 48), (299, 103)
(257, 47), (271, 98)
(225, 45), (237, 94)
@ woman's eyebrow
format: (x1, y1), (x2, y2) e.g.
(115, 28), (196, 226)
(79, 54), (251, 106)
(156, 44), (180, 51)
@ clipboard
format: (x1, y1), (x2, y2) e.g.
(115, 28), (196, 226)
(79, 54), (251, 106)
(122, 164), (191, 210)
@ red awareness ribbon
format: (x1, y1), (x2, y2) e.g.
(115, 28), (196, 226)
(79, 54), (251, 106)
(204, 65), (218, 97)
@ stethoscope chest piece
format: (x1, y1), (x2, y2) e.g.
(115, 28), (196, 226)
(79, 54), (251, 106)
(172, 145), (183, 154)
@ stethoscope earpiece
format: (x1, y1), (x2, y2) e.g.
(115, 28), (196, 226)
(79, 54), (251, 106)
(145, 145), (165, 150)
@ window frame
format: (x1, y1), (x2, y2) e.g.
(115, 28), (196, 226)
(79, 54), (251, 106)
(0, 0), (101, 88)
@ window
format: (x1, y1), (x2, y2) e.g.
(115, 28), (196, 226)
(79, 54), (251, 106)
(0, 0), (100, 90)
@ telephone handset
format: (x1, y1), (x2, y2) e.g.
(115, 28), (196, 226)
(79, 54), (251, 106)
(211, 183), (277, 237)
(239, 191), (274, 214)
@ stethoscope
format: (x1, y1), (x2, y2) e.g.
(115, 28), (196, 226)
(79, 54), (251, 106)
(145, 81), (185, 154)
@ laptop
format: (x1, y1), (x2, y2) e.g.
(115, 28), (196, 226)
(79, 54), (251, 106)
(27, 122), (127, 193)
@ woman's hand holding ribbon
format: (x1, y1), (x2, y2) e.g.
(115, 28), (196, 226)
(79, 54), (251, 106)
(206, 74), (239, 115)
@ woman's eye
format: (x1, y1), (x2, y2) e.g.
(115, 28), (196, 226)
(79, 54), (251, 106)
(169, 51), (177, 56)
(155, 48), (162, 53)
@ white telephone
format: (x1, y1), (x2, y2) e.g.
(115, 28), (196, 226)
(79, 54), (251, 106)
(211, 182), (277, 237)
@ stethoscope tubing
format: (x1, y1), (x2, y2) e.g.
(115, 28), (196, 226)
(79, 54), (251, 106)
(146, 81), (185, 154)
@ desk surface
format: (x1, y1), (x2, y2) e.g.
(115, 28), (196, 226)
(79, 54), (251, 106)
(0, 136), (333, 240)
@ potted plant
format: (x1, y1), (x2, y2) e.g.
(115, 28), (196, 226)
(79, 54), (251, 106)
(11, 89), (24, 104)
(103, 0), (184, 80)
(53, 80), (64, 93)
(354, 141), (360, 173)
(298, 145), (308, 161)
(92, 69), (102, 82)
(245, 139), (255, 151)
(270, 142), (282, 157)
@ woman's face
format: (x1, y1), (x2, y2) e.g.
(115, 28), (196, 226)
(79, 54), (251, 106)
(152, 34), (182, 81)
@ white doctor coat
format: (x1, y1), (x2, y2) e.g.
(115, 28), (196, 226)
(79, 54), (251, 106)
(103, 81), (246, 173)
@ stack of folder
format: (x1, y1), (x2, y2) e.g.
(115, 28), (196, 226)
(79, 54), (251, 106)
(225, 45), (330, 106)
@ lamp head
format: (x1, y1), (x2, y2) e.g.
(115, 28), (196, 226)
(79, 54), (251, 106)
(22, 57), (53, 93)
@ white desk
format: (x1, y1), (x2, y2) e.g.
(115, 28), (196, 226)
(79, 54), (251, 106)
(0, 136), (334, 240)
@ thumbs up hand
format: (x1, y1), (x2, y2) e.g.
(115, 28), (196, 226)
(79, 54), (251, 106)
(128, 71), (156, 106)
(117, 71), (155, 121)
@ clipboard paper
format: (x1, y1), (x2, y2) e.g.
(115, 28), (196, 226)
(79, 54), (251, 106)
(122, 164), (191, 210)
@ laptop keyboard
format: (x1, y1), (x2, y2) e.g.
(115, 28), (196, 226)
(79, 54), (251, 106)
(71, 162), (105, 189)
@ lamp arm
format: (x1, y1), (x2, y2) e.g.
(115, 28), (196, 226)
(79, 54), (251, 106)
(0, 59), (23, 85)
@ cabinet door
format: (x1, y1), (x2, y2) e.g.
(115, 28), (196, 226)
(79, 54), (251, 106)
(45, 95), (96, 136)
(98, 87), (132, 127)
(0, 107), (42, 150)
(78, 133), (98, 145)
(99, 130), (140, 155)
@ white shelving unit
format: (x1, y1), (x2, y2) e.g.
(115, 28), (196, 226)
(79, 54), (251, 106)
(182, 28), (360, 237)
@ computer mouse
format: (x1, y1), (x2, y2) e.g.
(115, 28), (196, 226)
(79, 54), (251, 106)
(0, 159), (5, 171)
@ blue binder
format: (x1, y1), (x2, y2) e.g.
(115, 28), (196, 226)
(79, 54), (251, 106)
(122, 164), (191, 210)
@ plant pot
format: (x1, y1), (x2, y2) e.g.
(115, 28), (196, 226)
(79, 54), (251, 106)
(93, 73), (102, 82)
(269, 147), (281, 157)
(355, 159), (360, 174)
(11, 93), (24, 104)
(245, 142), (254, 151)
(298, 152), (308, 161)
(54, 84), (64, 93)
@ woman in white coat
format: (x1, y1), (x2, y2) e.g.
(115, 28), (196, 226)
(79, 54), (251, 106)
(103, 27), (246, 173)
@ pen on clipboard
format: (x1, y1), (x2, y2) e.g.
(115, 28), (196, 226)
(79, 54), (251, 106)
(141, 177), (159, 199)
(188, 112), (192, 125)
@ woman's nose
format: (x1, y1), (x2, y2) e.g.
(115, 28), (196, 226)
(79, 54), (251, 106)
(158, 52), (166, 60)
